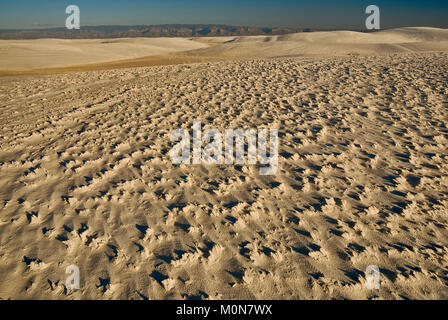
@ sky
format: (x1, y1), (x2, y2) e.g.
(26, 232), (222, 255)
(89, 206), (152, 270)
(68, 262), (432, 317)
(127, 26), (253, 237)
(0, 0), (446, 30)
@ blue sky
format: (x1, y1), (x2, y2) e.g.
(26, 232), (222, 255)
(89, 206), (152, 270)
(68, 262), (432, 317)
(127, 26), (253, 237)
(0, 0), (446, 30)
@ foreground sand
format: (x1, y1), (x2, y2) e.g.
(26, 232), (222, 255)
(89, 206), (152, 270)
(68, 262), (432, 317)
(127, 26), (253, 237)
(0, 51), (447, 299)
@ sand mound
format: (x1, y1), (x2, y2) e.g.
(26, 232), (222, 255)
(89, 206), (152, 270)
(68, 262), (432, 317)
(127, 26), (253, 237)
(190, 27), (448, 58)
(228, 27), (448, 44)
(381, 27), (448, 42)
(0, 38), (209, 70)
(1, 27), (447, 76)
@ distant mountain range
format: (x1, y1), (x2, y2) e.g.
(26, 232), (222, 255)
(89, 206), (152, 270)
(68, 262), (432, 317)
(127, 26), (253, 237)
(0, 24), (314, 39)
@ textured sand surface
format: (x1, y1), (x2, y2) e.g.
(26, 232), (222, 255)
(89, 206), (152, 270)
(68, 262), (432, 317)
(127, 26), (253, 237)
(0, 50), (447, 299)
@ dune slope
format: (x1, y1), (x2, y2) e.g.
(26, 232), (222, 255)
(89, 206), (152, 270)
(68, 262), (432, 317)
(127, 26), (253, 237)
(0, 27), (447, 76)
(0, 37), (209, 70)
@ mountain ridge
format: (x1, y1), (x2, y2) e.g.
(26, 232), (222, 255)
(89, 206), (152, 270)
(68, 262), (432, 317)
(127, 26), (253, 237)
(0, 24), (315, 39)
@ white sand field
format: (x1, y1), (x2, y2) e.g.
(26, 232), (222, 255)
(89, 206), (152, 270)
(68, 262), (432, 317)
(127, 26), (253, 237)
(0, 37), (209, 70)
(190, 27), (448, 58)
(0, 28), (447, 300)
(1, 27), (448, 73)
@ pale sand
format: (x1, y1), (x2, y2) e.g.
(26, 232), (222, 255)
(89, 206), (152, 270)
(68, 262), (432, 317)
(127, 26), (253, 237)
(0, 37), (210, 70)
(188, 27), (448, 58)
(1, 27), (448, 76)
(0, 30), (447, 300)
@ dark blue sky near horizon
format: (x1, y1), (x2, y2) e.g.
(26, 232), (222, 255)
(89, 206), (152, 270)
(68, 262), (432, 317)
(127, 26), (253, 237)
(0, 0), (446, 30)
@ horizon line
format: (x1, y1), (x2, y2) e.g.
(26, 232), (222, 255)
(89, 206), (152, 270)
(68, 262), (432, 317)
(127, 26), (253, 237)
(1, 23), (447, 33)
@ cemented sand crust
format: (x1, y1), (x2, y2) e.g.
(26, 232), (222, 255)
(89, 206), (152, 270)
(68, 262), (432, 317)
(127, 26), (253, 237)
(0, 52), (447, 299)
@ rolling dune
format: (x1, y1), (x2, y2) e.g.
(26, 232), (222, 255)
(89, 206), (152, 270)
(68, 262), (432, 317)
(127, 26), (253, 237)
(0, 37), (209, 70)
(1, 27), (448, 76)
(188, 27), (448, 58)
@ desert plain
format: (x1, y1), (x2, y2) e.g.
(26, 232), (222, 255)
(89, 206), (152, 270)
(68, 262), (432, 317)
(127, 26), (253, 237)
(0, 27), (447, 299)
